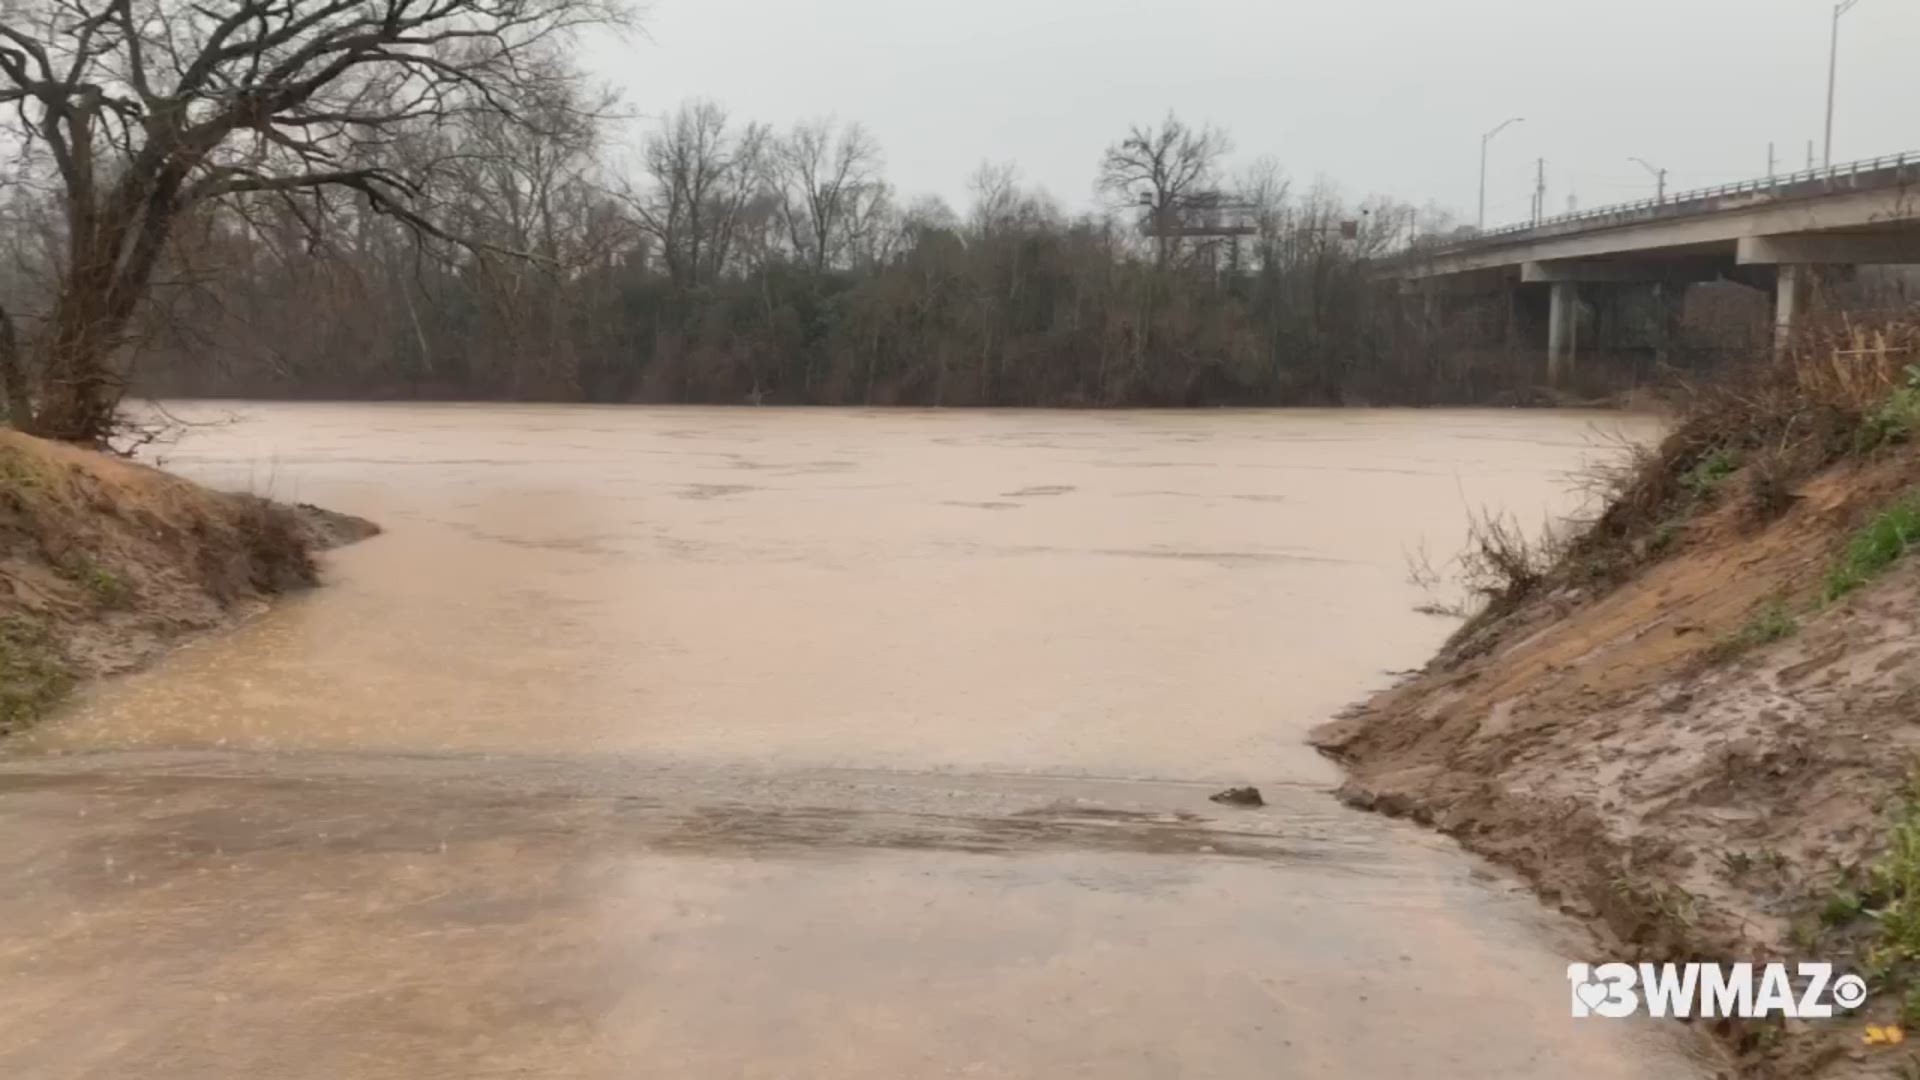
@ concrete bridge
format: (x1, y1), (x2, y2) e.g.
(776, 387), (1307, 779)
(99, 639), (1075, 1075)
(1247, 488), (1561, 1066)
(1393, 152), (1920, 382)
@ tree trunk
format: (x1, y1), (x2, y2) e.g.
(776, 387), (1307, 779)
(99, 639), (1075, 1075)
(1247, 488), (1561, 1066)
(0, 303), (30, 427)
(33, 163), (188, 443)
(32, 293), (125, 443)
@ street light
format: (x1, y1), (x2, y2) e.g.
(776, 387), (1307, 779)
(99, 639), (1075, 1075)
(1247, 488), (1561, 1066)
(1825, 0), (1866, 168)
(1629, 157), (1668, 203)
(1478, 116), (1524, 231)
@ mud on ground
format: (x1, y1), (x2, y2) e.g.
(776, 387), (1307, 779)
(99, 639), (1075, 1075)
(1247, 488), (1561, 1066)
(1313, 448), (1920, 1078)
(0, 430), (374, 733)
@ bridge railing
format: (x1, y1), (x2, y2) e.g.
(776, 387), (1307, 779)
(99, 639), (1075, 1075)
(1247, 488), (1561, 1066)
(1435, 150), (1919, 253)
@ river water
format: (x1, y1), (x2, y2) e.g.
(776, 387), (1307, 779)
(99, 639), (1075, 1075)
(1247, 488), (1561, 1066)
(0, 404), (1720, 1077)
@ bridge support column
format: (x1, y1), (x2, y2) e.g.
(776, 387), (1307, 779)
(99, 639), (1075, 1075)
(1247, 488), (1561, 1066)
(1773, 264), (1817, 355)
(1547, 281), (1578, 385)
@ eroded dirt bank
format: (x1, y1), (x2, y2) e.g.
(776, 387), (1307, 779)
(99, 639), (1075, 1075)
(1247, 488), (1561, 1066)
(1315, 400), (1920, 1075)
(0, 430), (373, 732)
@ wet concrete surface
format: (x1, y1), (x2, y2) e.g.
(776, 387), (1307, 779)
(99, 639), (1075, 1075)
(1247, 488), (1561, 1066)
(0, 406), (1722, 1077)
(0, 753), (1720, 1078)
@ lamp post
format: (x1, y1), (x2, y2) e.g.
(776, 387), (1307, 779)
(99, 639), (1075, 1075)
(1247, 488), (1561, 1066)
(1478, 116), (1524, 231)
(1825, 0), (1865, 168)
(1629, 157), (1668, 203)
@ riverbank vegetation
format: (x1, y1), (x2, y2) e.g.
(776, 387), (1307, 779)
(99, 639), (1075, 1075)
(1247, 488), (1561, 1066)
(1319, 312), (1920, 1077)
(0, 431), (372, 733)
(132, 130), (1472, 411)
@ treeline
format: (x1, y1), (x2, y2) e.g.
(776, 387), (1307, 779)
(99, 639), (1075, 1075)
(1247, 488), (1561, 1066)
(0, 0), (1772, 440)
(116, 106), (1513, 407)
(0, 0), (1552, 430)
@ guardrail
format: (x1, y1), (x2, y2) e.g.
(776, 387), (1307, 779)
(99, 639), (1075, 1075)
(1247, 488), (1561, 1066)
(1436, 150), (1920, 253)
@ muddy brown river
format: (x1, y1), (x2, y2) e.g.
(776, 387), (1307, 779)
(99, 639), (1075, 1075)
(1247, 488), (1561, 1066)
(0, 405), (1721, 1077)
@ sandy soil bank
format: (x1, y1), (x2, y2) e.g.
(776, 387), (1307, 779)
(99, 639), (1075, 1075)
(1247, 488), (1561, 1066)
(0, 430), (373, 733)
(1315, 447), (1920, 1078)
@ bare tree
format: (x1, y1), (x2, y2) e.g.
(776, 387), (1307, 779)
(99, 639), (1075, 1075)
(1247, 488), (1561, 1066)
(0, 0), (630, 441)
(0, 171), (31, 419)
(0, 295), (25, 422)
(771, 118), (881, 276)
(899, 193), (957, 238)
(839, 175), (894, 269)
(1235, 158), (1290, 244)
(437, 80), (624, 395)
(1097, 113), (1233, 268)
(966, 160), (1018, 239)
(629, 100), (769, 288)
(700, 119), (770, 282)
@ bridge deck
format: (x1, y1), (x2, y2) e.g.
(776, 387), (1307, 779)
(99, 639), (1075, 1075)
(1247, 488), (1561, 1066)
(1403, 152), (1920, 280)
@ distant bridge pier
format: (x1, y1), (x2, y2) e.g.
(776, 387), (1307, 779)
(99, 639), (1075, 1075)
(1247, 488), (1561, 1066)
(1502, 280), (1548, 366)
(1546, 281), (1578, 384)
(1735, 236), (1920, 352)
(1522, 260), (1728, 386)
(1770, 263), (1818, 354)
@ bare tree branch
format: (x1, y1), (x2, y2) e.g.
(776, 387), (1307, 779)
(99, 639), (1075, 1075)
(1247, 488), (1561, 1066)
(0, 0), (634, 440)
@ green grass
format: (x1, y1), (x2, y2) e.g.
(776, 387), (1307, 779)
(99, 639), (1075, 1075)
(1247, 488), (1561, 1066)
(1861, 389), (1920, 450)
(1863, 775), (1920, 985)
(1704, 492), (1920, 665)
(1646, 519), (1682, 556)
(1858, 366), (1920, 452)
(1823, 889), (1865, 927)
(1680, 447), (1742, 500)
(63, 556), (130, 608)
(1715, 596), (1800, 659)
(0, 445), (44, 491)
(1824, 498), (1920, 603)
(81, 564), (128, 607)
(1866, 776), (1920, 937)
(1610, 875), (1698, 929)
(0, 615), (72, 734)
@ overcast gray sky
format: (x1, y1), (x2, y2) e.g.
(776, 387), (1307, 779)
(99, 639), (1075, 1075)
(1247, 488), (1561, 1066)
(592, 0), (1914, 228)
